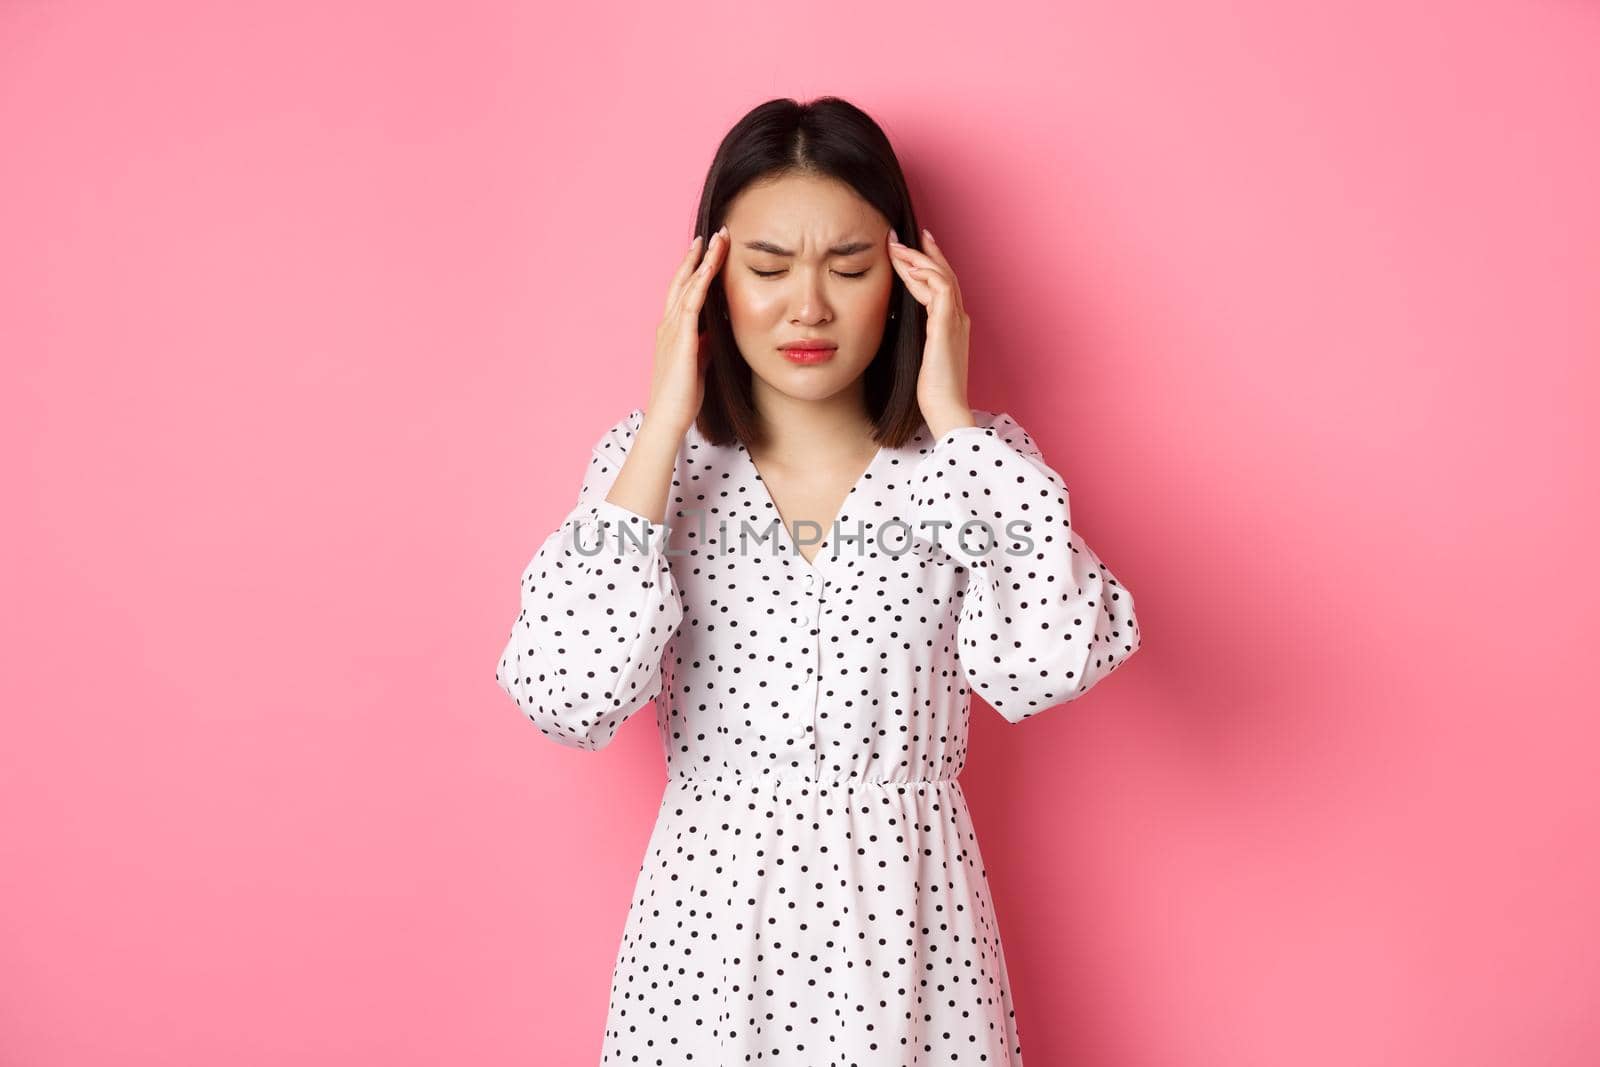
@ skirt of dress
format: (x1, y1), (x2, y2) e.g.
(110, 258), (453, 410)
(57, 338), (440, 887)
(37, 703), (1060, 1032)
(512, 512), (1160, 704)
(598, 774), (1026, 1065)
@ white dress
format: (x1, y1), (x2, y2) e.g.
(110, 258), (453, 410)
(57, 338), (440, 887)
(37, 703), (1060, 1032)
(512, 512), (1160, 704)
(496, 406), (1141, 1064)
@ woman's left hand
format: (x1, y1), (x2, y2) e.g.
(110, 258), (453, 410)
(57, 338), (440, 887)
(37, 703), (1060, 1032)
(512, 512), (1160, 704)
(888, 227), (975, 438)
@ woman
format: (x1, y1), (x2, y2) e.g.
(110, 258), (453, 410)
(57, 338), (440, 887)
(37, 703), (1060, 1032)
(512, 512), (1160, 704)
(495, 96), (1141, 1064)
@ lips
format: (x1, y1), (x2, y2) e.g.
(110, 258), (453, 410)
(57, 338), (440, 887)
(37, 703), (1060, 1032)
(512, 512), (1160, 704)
(779, 343), (836, 365)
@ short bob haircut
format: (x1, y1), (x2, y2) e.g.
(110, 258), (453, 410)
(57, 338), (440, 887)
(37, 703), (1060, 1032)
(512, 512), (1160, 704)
(692, 96), (928, 451)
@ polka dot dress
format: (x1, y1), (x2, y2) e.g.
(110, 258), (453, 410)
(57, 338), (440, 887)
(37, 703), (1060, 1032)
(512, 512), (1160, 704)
(496, 407), (1141, 1064)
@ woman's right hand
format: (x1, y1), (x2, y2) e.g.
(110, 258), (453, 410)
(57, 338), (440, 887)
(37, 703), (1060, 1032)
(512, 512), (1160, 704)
(646, 225), (728, 436)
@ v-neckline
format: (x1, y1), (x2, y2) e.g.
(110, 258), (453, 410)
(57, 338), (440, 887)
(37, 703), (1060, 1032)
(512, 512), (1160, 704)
(737, 436), (886, 574)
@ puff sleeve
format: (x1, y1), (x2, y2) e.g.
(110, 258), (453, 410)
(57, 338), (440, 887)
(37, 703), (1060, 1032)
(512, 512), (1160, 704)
(911, 410), (1140, 723)
(494, 408), (685, 751)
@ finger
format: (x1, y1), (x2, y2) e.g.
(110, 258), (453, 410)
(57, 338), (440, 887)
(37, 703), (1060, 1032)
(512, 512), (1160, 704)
(665, 234), (705, 316)
(890, 250), (932, 305)
(668, 228), (722, 319)
(918, 230), (964, 310)
(919, 229), (949, 266)
(678, 225), (729, 317)
(900, 260), (952, 291)
(894, 244), (962, 315)
(888, 242), (939, 270)
(888, 244), (947, 295)
(906, 265), (956, 312)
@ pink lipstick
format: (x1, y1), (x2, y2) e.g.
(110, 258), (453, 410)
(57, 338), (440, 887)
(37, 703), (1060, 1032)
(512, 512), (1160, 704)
(779, 340), (838, 365)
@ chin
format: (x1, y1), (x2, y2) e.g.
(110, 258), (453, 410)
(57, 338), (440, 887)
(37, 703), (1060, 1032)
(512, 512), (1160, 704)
(751, 356), (871, 401)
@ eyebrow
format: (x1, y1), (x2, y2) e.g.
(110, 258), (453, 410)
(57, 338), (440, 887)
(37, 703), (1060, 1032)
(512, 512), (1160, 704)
(740, 238), (877, 257)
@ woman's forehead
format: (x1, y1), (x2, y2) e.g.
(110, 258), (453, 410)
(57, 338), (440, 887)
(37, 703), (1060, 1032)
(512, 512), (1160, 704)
(726, 174), (881, 236)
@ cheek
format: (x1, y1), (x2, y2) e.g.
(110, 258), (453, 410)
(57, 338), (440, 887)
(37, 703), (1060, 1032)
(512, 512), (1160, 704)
(725, 278), (784, 321)
(868, 274), (895, 310)
(842, 276), (894, 322)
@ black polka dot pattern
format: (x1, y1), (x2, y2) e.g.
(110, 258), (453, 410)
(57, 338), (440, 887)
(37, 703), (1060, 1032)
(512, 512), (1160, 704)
(495, 407), (1141, 1063)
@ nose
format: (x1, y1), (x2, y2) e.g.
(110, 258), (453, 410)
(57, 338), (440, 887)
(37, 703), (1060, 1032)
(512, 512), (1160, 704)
(791, 268), (832, 326)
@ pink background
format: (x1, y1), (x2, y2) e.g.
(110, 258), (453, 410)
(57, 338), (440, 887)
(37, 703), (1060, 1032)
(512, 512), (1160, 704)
(5, 2), (1597, 1064)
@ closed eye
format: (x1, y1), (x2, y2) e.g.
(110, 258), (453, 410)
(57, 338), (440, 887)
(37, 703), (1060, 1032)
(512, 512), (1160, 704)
(751, 268), (870, 279)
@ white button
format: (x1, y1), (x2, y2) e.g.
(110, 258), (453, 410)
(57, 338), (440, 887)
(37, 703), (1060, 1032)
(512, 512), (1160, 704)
(804, 573), (816, 588)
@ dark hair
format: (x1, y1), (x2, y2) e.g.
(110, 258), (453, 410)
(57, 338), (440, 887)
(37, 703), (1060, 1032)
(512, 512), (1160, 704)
(692, 96), (926, 450)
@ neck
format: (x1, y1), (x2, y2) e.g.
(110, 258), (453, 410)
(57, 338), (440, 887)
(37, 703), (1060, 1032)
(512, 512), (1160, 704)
(749, 381), (876, 465)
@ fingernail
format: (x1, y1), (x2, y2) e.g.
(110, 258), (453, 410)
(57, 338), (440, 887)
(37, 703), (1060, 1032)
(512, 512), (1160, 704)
(923, 227), (934, 241)
(889, 227), (900, 245)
